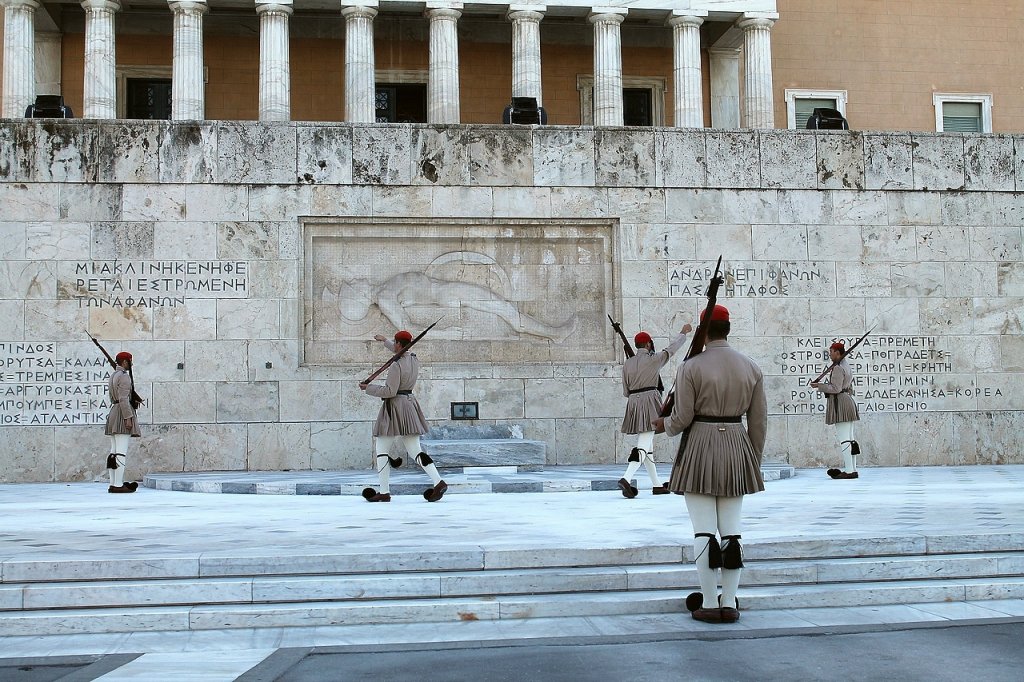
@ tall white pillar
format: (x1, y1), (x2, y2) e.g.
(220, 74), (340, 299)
(588, 10), (625, 127)
(738, 14), (776, 129)
(341, 4), (377, 123)
(1, 0), (39, 117)
(169, 0), (207, 120)
(257, 0), (292, 121)
(81, 0), (119, 119)
(508, 7), (543, 105)
(709, 47), (739, 128)
(35, 31), (63, 95)
(426, 4), (461, 123)
(668, 12), (704, 128)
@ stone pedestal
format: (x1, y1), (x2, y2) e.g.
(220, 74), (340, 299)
(81, 0), (119, 119)
(257, 1), (292, 121)
(426, 5), (461, 124)
(423, 424), (546, 470)
(508, 8), (544, 105)
(0, 0), (39, 117)
(739, 15), (776, 129)
(669, 13), (704, 128)
(169, 0), (208, 120)
(588, 11), (625, 127)
(342, 5), (377, 123)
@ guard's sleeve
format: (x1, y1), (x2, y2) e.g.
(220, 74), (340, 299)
(364, 363), (401, 399)
(664, 362), (695, 437)
(114, 374), (135, 420)
(746, 371), (768, 458)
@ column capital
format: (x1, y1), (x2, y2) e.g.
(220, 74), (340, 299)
(168, 0), (208, 15)
(667, 12), (705, 29)
(425, 6), (462, 21)
(80, 0), (120, 12)
(341, 4), (377, 20)
(587, 8), (626, 25)
(737, 12), (778, 31)
(257, 0), (293, 15)
(507, 9), (544, 23)
(0, 0), (40, 10)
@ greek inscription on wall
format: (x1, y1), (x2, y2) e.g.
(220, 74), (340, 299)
(60, 261), (250, 308)
(0, 343), (111, 426)
(668, 261), (830, 298)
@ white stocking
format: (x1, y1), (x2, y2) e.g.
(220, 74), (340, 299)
(110, 434), (130, 487)
(684, 492), (720, 609)
(636, 432), (661, 485)
(835, 421), (855, 472)
(406, 435), (442, 485)
(374, 436), (397, 493)
(717, 496), (744, 610)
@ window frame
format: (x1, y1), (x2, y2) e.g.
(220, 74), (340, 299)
(784, 88), (848, 130)
(932, 93), (992, 133)
(576, 75), (666, 126)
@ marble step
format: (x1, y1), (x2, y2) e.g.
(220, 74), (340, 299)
(3, 576), (1024, 636)
(2, 552), (1022, 612)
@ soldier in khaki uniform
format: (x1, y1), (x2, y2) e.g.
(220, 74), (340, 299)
(359, 330), (447, 502)
(616, 323), (691, 498)
(105, 351), (141, 493)
(811, 341), (861, 479)
(654, 305), (766, 624)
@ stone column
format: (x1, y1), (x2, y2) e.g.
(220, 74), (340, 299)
(35, 32), (63, 96)
(426, 4), (461, 123)
(169, 0), (207, 120)
(0, 0), (39, 117)
(508, 7), (543, 106)
(341, 4), (377, 123)
(257, 0), (292, 121)
(709, 47), (739, 128)
(81, 0), (119, 119)
(588, 10), (625, 127)
(738, 14), (776, 128)
(668, 12), (704, 128)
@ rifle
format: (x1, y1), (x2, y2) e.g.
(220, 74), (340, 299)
(810, 327), (874, 384)
(86, 330), (145, 410)
(656, 255), (724, 431)
(363, 317), (442, 385)
(607, 314), (635, 359)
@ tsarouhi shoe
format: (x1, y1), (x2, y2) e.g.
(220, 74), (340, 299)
(719, 607), (740, 623)
(368, 492), (391, 502)
(691, 608), (723, 624)
(651, 484), (671, 495)
(826, 468), (842, 479)
(617, 478), (638, 499)
(108, 485), (135, 494)
(423, 480), (448, 502)
(835, 471), (859, 479)
(126, 481), (139, 491)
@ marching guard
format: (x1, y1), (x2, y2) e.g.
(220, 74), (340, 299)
(105, 351), (142, 493)
(811, 341), (862, 479)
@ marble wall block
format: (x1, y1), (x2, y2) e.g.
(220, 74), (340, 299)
(552, 417), (619, 465)
(852, 413), (900, 467)
(371, 186), (433, 217)
(467, 127), (533, 186)
(620, 222), (695, 262)
(217, 221), (279, 260)
(91, 222), (156, 259)
(279, 381), (345, 422)
(160, 123), (217, 184)
(946, 262), (996, 297)
(310, 421), (371, 470)
(890, 262), (944, 297)
(249, 185), (312, 222)
(411, 379), (465, 422)
(0, 300), (25, 339)
(607, 188), (666, 223)
(948, 412), (980, 465)
(183, 424), (249, 471)
(665, 188), (723, 224)
(964, 135), (1015, 191)
(620, 260), (669, 298)
(310, 185), (372, 217)
(751, 224), (809, 260)
(974, 412), (1023, 464)
(26, 221), (91, 260)
(217, 382), (280, 423)
(54, 426), (108, 481)
(806, 297), (865, 335)
(492, 187), (552, 218)
(59, 184), (122, 222)
(524, 378), (584, 419)
(183, 341), (248, 382)
(0, 183), (60, 221)
(296, 125), (353, 185)
(0, 222), (26, 258)
(780, 415), (822, 467)
(655, 129), (705, 188)
(353, 126), (412, 184)
(998, 334), (1024, 371)
(582, 377), (623, 419)
(832, 190), (887, 225)
(912, 133), (966, 191)
(596, 129), (656, 187)
(153, 299), (217, 340)
(152, 221), (217, 260)
(997, 262), (1024, 296)
(705, 130), (760, 188)
(918, 297), (974, 335)
(977, 374), (1024, 411)
(463, 379), (527, 420)
(957, 334), (1001, 372)
(720, 189), (778, 224)
(816, 131), (864, 190)
(26, 300), (89, 339)
(411, 126), (471, 185)
(887, 192), (941, 226)
(340, 380), (387, 422)
(940, 192), (993, 226)
(121, 186), (186, 222)
(694, 224), (751, 260)
(217, 299), (281, 340)
(152, 382), (216, 424)
(249, 340), (309, 381)
(250, 261), (298, 301)
(866, 297), (919, 337)
(185, 186), (249, 222)
(0, 260), (56, 299)
(32, 123), (96, 183)
(86, 305), (154, 341)
(0, 427), (54, 482)
(93, 121), (162, 184)
(777, 190), (833, 225)
(834, 262), (891, 297)
(759, 130), (816, 189)
(0, 124), (20, 180)
(550, 187), (609, 218)
(753, 298), (811, 336)
(247, 422), (311, 470)
(989, 193), (1024, 228)
(217, 122), (297, 184)
(1015, 136), (1024, 191)
(431, 187), (493, 217)
(973, 297), (1024, 335)
(534, 128), (596, 187)
(864, 133), (913, 190)
(861, 224), (917, 261)
(130, 424), (186, 477)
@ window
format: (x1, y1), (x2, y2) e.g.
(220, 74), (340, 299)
(784, 89), (848, 129)
(623, 88), (653, 126)
(375, 83), (427, 123)
(125, 79), (172, 119)
(933, 94), (992, 133)
(577, 75), (666, 126)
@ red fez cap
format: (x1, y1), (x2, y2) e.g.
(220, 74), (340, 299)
(700, 305), (730, 322)
(830, 341), (845, 352)
(394, 330), (413, 344)
(634, 331), (652, 347)
(115, 351), (132, 363)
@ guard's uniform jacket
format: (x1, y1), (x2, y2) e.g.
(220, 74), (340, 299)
(104, 368), (141, 437)
(365, 352), (430, 436)
(620, 332), (687, 434)
(819, 359), (860, 425)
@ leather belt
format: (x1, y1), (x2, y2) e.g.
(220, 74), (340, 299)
(628, 387), (661, 395)
(384, 390), (413, 401)
(693, 415), (742, 423)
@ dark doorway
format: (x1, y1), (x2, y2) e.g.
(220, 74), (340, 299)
(623, 87), (653, 126)
(375, 83), (428, 123)
(125, 78), (172, 119)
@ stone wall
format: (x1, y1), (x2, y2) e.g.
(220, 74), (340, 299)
(1, 119), (1022, 482)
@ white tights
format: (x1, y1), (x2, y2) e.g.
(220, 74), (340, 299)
(685, 492), (744, 610)
(374, 435), (441, 493)
(622, 431), (662, 487)
(108, 434), (131, 487)
(834, 421), (857, 472)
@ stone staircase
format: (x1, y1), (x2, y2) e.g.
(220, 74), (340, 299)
(2, 533), (1022, 637)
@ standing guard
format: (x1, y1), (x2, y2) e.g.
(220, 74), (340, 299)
(105, 351), (142, 493)
(811, 341), (861, 479)
(616, 323), (691, 498)
(359, 330), (447, 502)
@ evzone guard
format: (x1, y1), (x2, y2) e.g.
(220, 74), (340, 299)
(811, 340), (862, 480)
(359, 328), (448, 503)
(105, 351), (142, 493)
(613, 321), (692, 498)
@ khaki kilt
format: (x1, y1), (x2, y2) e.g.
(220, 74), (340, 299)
(373, 394), (429, 437)
(668, 421), (764, 497)
(825, 391), (860, 425)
